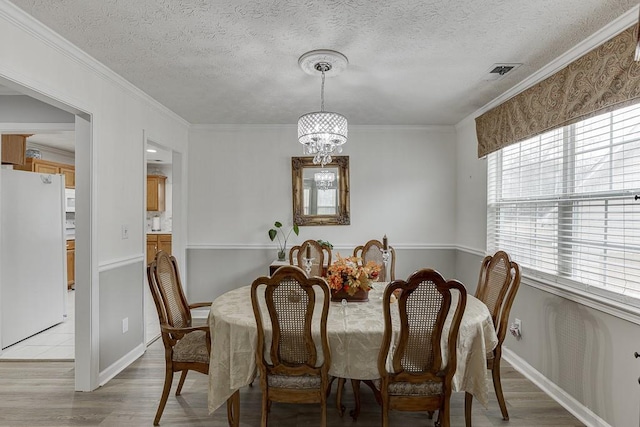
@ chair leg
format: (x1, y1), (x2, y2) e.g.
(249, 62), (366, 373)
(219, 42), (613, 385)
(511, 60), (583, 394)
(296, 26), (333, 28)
(464, 392), (473, 427)
(492, 364), (509, 420)
(381, 396), (389, 427)
(321, 382), (328, 427)
(154, 368), (174, 426)
(428, 411), (434, 419)
(226, 390), (240, 427)
(175, 370), (188, 396)
(362, 380), (382, 405)
(261, 392), (269, 427)
(336, 377), (346, 416)
(349, 379), (362, 421)
(442, 399), (450, 427)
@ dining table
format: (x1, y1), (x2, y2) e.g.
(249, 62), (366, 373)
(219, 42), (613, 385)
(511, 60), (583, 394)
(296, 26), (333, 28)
(207, 281), (499, 418)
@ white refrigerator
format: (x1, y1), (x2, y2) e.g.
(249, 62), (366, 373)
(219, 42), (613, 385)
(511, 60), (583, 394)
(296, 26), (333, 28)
(1, 168), (67, 349)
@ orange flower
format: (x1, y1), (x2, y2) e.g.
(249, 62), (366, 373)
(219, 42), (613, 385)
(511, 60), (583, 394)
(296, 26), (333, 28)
(327, 254), (382, 296)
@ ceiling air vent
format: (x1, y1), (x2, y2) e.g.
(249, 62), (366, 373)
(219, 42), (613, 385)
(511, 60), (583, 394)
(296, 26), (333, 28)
(483, 63), (522, 81)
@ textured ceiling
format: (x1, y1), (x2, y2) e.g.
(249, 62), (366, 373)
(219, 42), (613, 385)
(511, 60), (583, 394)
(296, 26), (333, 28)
(8, 0), (638, 125)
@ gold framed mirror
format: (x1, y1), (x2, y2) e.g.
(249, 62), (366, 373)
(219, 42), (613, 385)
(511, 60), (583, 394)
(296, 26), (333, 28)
(292, 156), (350, 226)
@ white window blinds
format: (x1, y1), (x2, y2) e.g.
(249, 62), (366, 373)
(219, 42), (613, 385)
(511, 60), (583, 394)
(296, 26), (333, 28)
(487, 103), (640, 304)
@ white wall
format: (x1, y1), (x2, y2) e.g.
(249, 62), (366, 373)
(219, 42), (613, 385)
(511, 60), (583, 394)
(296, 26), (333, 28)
(0, 1), (189, 389)
(0, 95), (74, 123)
(186, 125), (459, 301)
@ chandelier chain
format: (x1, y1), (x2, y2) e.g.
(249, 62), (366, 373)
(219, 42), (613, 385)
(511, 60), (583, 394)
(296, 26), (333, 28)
(320, 70), (326, 112)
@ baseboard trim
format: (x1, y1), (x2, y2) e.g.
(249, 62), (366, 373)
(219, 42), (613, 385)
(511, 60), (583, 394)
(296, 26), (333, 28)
(98, 343), (145, 387)
(502, 347), (611, 427)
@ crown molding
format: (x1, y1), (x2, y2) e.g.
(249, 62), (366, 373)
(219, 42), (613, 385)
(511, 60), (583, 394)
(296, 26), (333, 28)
(456, 5), (640, 129)
(0, 0), (189, 128)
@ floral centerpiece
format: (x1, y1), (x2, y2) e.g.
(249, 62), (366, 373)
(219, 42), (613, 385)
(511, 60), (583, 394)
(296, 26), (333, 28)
(327, 254), (381, 302)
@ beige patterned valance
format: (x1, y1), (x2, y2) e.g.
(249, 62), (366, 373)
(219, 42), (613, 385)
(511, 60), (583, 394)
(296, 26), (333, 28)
(476, 26), (640, 158)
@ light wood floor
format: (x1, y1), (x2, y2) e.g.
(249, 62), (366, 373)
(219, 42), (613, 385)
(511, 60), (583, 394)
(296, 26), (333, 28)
(0, 339), (585, 426)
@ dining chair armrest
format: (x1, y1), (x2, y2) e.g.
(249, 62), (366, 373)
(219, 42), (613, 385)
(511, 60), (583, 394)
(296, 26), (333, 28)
(161, 324), (210, 339)
(189, 302), (212, 309)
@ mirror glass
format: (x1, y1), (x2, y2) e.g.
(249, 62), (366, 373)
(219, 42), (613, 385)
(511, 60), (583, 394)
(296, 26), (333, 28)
(292, 156), (350, 226)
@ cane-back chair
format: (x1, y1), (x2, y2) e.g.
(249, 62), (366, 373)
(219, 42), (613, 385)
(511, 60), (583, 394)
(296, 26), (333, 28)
(377, 269), (467, 427)
(147, 251), (238, 426)
(353, 239), (396, 281)
(289, 239), (331, 277)
(465, 251), (521, 426)
(251, 265), (332, 427)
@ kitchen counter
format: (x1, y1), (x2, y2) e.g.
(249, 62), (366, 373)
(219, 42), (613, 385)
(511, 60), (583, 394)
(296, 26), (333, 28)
(147, 231), (172, 234)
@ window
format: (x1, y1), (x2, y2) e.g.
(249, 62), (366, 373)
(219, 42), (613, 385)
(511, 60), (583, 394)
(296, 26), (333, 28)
(487, 104), (640, 305)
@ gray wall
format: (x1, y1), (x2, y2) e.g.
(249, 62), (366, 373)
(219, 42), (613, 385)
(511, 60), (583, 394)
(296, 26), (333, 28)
(187, 247), (457, 303)
(99, 261), (144, 371)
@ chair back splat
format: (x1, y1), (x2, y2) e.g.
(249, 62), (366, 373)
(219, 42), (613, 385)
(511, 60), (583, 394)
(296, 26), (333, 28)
(353, 239), (396, 282)
(289, 239), (331, 277)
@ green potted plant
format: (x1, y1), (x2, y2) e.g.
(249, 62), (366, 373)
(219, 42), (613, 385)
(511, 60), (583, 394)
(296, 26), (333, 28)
(268, 221), (300, 261)
(317, 239), (333, 250)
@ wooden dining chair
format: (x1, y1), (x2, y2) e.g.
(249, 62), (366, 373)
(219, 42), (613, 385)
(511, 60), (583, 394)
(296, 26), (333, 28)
(353, 239), (396, 281)
(251, 265), (333, 427)
(147, 251), (239, 426)
(377, 269), (467, 427)
(289, 239), (331, 277)
(464, 250), (521, 427)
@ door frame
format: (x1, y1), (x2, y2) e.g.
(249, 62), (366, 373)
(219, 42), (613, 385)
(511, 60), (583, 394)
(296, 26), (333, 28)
(0, 77), (97, 391)
(143, 132), (185, 344)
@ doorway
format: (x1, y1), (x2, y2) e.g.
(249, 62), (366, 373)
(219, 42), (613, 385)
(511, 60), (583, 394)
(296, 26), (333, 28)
(0, 130), (76, 360)
(0, 79), (94, 391)
(144, 140), (176, 344)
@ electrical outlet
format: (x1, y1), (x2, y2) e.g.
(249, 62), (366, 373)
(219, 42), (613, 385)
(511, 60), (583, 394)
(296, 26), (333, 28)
(122, 317), (128, 334)
(515, 318), (522, 334)
(121, 224), (129, 239)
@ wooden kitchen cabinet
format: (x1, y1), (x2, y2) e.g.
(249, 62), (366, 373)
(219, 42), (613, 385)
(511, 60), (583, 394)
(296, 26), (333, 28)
(59, 165), (75, 188)
(15, 158), (75, 188)
(158, 234), (172, 255)
(147, 175), (166, 211)
(1, 134), (29, 165)
(66, 239), (75, 290)
(147, 233), (172, 264)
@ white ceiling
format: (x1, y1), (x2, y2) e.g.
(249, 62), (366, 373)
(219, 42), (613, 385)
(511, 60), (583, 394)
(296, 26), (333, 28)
(7, 0), (638, 126)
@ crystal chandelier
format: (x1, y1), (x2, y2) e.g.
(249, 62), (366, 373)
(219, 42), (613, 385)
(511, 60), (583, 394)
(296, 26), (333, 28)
(298, 50), (348, 167)
(314, 170), (335, 191)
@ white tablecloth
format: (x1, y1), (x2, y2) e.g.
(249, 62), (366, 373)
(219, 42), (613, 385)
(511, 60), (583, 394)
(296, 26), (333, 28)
(207, 283), (498, 414)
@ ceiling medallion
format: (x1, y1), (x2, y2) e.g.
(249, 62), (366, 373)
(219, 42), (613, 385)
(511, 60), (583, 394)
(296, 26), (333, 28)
(297, 49), (348, 167)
